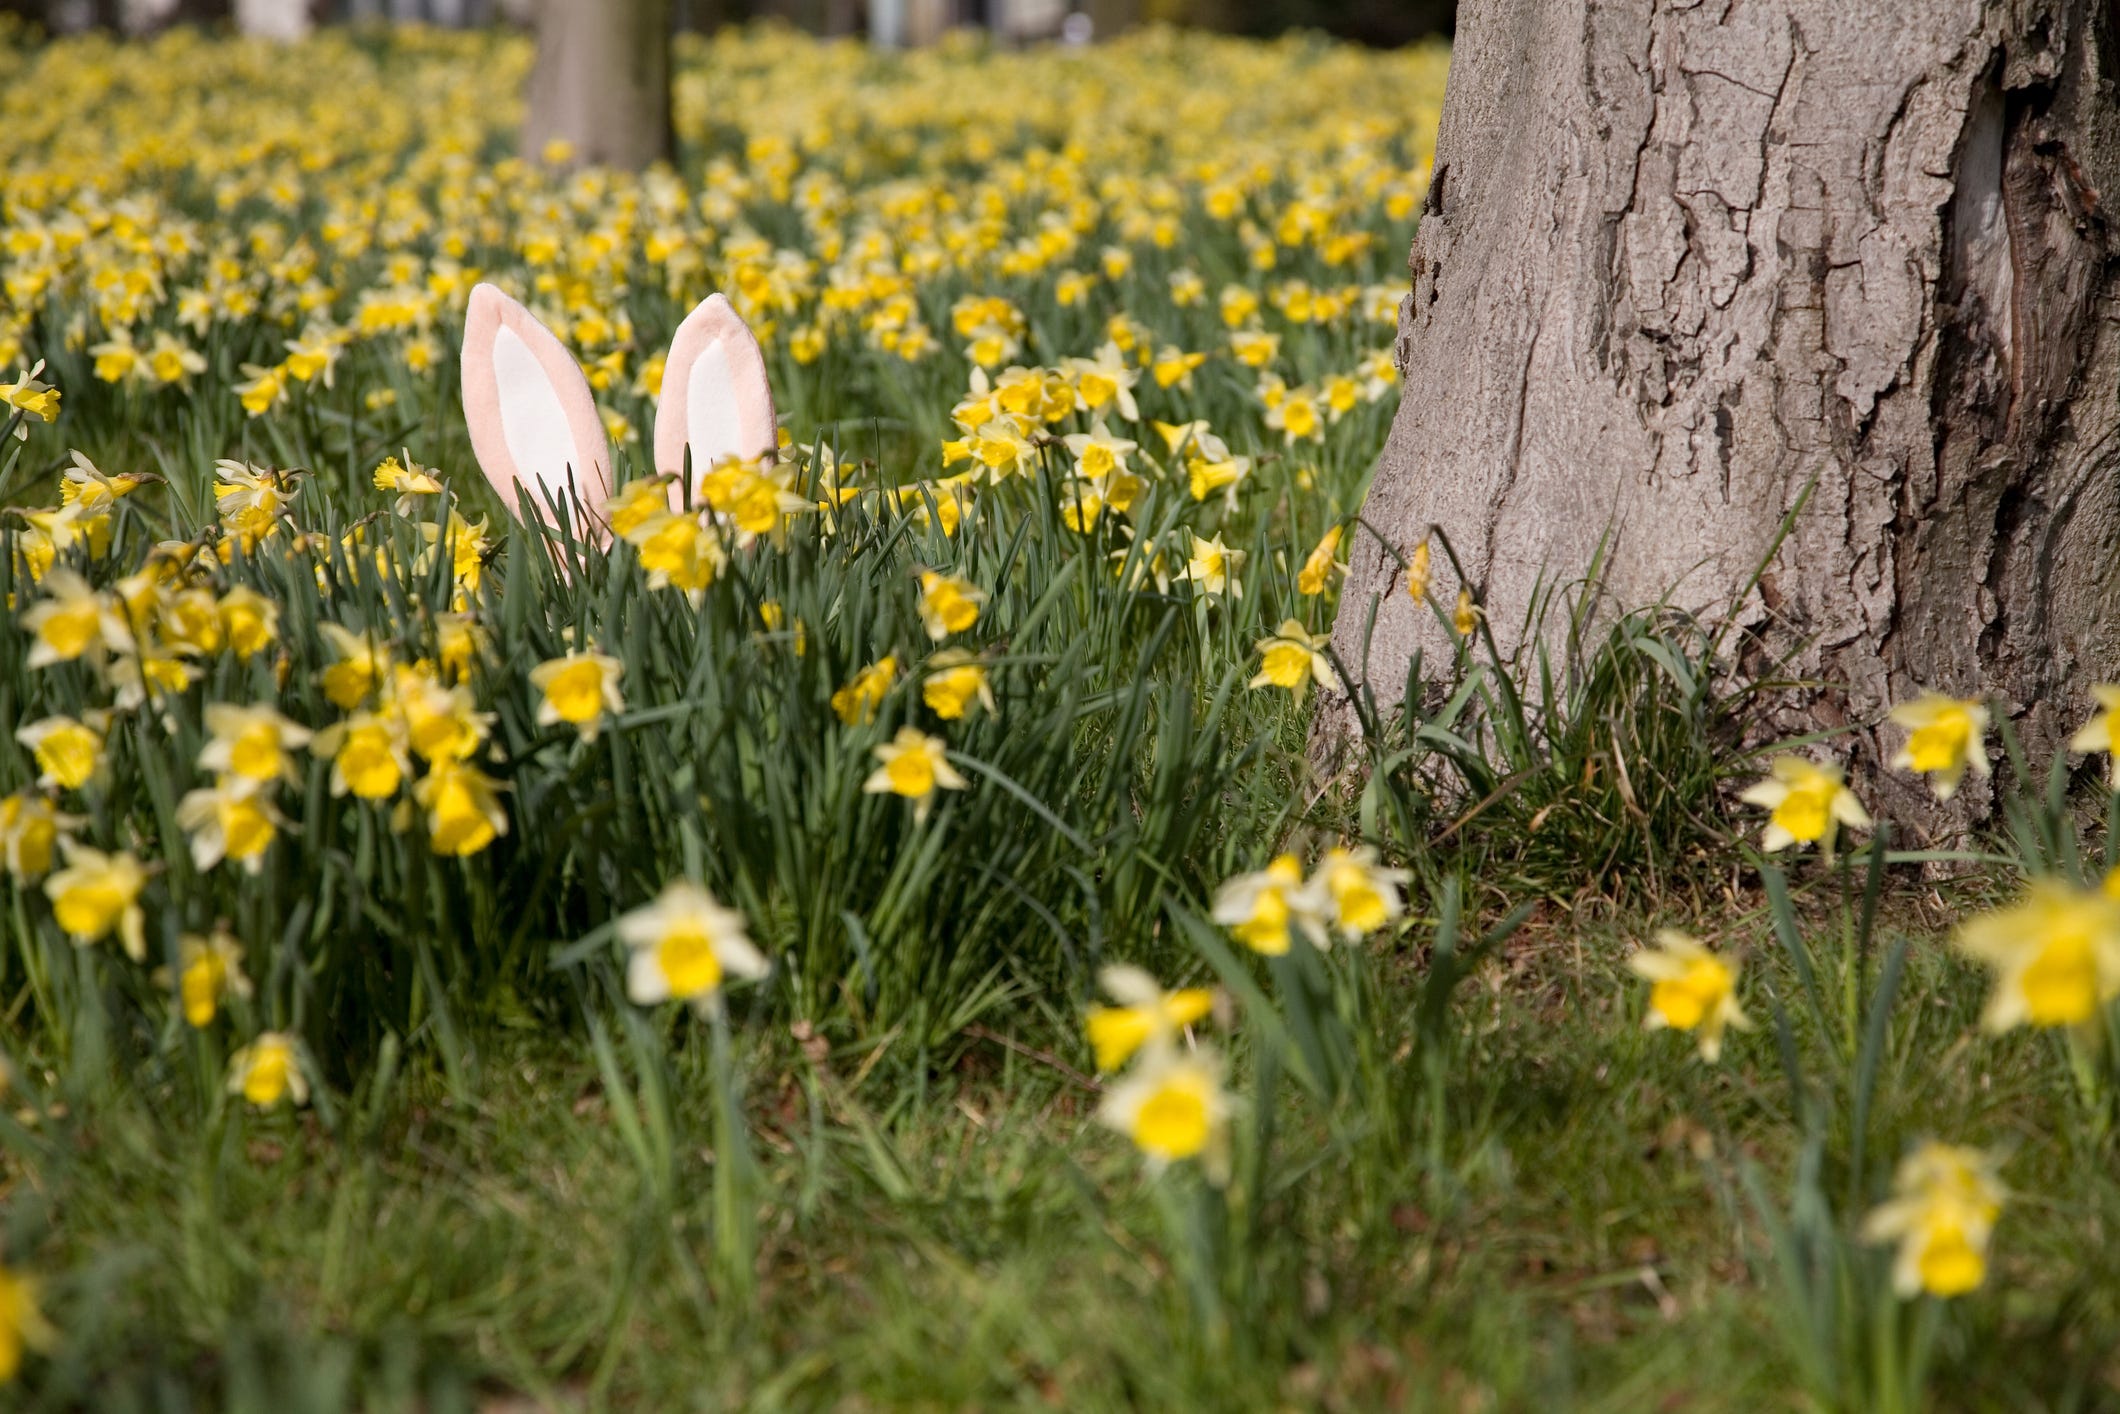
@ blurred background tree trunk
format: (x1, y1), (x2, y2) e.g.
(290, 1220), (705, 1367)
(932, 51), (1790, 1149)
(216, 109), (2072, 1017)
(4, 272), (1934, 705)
(522, 0), (672, 170)
(1328, 0), (2120, 828)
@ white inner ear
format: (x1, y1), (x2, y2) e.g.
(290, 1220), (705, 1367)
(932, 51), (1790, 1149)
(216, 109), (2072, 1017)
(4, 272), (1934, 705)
(494, 325), (582, 500)
(686, 339), (743, 469)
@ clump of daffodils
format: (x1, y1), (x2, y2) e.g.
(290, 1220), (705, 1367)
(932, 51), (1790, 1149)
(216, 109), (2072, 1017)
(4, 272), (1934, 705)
(1953, 878), (2120, 1031)
(615, 879), (769, 1012)
(181, 703), (310, 874)
(1626, 930), (1750, 1063)
(1860, 1142), (2007, 1299)
(1211, 845), (1407, 954)
(1088, 965), (1232, 1183)
(1739, 754), (1871, 857)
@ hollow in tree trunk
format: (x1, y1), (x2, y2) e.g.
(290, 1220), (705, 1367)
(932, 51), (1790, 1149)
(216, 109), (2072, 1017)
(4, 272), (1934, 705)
(523, 0), (673, 172)
(1326, 0), (2120, 833)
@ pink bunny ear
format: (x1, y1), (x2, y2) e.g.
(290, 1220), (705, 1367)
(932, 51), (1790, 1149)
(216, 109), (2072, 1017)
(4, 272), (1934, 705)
(461, 282), (613, 538)
(655, 293), (778, 486)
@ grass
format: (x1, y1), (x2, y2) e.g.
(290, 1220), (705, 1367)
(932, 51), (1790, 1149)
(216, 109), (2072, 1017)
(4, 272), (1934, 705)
(17, 881), (2120, 1411)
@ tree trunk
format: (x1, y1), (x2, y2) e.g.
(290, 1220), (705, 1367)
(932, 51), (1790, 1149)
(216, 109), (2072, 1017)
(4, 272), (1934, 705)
(232, 0), (310, 37)
(1328, 0), (2120, 828)
(522, 0), (673, 172)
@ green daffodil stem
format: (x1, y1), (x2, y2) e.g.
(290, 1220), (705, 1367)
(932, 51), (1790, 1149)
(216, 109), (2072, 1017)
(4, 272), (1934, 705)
(2063, 1020), (2109, 1151)
(709, 1006), (759, 1308)
(1153, 1167), (1227, 1353)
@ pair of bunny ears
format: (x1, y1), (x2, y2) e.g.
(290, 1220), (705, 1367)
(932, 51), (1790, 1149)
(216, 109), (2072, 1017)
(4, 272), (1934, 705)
(460, 282), (778, 543)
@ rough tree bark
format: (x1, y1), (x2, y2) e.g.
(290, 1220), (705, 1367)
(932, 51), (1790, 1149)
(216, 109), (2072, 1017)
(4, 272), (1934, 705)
(1326, 0), (2120, 830)
(522, 0), (673, 172)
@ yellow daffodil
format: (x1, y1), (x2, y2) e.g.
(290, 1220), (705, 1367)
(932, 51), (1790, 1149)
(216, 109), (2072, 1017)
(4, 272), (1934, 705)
(235, 362), (287, 417)
(1211, 853), (1327, 955)
(227, 1031), (308, 1108)
(431, 611), (481, 682)
(1150, 346), (1207, 390)
(414, 758), (508, 857)
(922, 650), (996, 721)
(310, 710), (412, 800)
(531, 650), (625, 741)
(1626, 930), (1751, 1062)
(21, 568), (112, 668)
(0, 792), (78, 882)
(1452, 588), (1482, 637)
(198, 702), (312, 786)
(390, 664), (490, 764)
(216, 585), (279, 660)
(1404, 539), (1431, 602)
(177, 776), (285, 874)
(1738, 755), (1872, 856)
(1065, 343), (1140, 422)
(1097, 1044), (1232, 1179)
(1061, 420), (1137, 482)
(1860, 1142), (2006, 1299)
(1152, 419), (1212, 459)
(1057, 483), (1106, 533)
(1887, 692), (1990, 800)
(1954, 878), (2120, 1030)
(916, 571), (986, 642)
(165, 927), (252, 1028)
(1109, 525), (1174, 594)
(1084, 963), (1214, 1071)
(1249, 619), (1335, 704)
(15, 712), (107, 791)
(163, 591), (226, 658)
(616, 879), (768, 1009)
(0, 1258), (54, 1384)
(863, 726), (968, 824)
(1183, 455), (1244, 507)
(629, 509), (726, 598)
(1312, 845), (1410, 940)
(372, 452), (445, 513)
(212, 459), (296, 549)
(604, 476), (675, 540)
(831, 654), (898, 725)
(60, 451), (147, 510)
(1179, 530), (1244, 601)
(1265, 387), (1323, 443)
(319, 623), (391, 708)
(699, 458), (809, 548)
(1297, 525), (1344, 596)
(1, 362), (61, 438)
(104, 632), (200, 712)
(1228, 328), (1279, 368)
(146, 332), (205, 386)
(2069, 684), (2120, 785)
(420, 509), (493, 596)
(44, 840), (149, 960)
